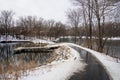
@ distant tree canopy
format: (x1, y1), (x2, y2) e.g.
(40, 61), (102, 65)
(0, 8), (119, 39)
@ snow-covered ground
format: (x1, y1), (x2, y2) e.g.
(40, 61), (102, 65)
(17, 44), (86, 80)
(1, 35), (120, 44)
(1, 35), (120, 80)
(107, 37), (120, 40)
(31, 38), (54, 44)
(55, 36), (120, 40)
(65, 43), (120, 80)
(0, 35), (54, 44)
(0, 35), (19, 41)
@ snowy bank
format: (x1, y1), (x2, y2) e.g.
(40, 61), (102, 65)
(19, 44), (86, 80)
(107, 37), (120, 41)
(65, 43), (120, 80)
(31, 39), (54, 44)
(0, 35), (54, 44)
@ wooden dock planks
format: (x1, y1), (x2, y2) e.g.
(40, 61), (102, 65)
(14, 46), (59, 54)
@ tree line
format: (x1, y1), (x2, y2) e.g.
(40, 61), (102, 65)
(0, 11), (67, 40)
(0, 0), (120, 53)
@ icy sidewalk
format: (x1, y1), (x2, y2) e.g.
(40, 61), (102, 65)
(65, 43), (120, 80)
(19, 44), (86, 80)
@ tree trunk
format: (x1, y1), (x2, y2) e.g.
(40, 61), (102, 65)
(98, 17), (103, 52)
(88, 0), (93, 49)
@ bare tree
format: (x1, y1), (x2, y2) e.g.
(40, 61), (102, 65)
(71, 0), (117, 52)
(0, 10), (14, 40)
(17, 16), (38, 38)
(66, 9), (81, 43)
(71, 0), (94, 48)
(46, 20), (55, 40)
(92, 0), (115, 52)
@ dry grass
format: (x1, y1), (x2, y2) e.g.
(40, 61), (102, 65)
(0, 60), (39, 80)
(0, 45), (71, 80)
(46, 45), (71, 63)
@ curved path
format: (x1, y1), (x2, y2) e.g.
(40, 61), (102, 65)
(65, 43), (120, 80)
(69, 46), (110, 80)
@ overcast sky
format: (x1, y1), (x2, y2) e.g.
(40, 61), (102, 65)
(0, 0), (74, 23)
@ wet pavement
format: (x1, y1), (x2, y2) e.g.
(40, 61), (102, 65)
(69, 46), (110, 80)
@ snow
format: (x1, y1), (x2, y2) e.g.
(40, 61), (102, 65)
(1, 35), (120, 80)
(31, 39), (54, 44)
(65, 43), (120, 80)
(19, 44), (86, 80)
(0, 35), (19, 41)
(0, 35), (54, 44)
(107, 37), (120, 40)
(55, 36), (120, 42)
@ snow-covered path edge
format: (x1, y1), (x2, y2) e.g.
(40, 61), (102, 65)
(64, 43), (120, 80)
(19, 44), (86, 80)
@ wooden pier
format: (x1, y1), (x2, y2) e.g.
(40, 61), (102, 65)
(14, 46), (59, 54)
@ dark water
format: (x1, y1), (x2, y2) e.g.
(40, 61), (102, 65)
(0, 43), (54, 80)
(57, 37), (120, 58)
(69, 46), (110, 80)
(104, 40), (120, 58)
(0, 43), (52, 73)
(0, 43), (15, 62)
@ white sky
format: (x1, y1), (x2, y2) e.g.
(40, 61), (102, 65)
(0, 0), (73, 23)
